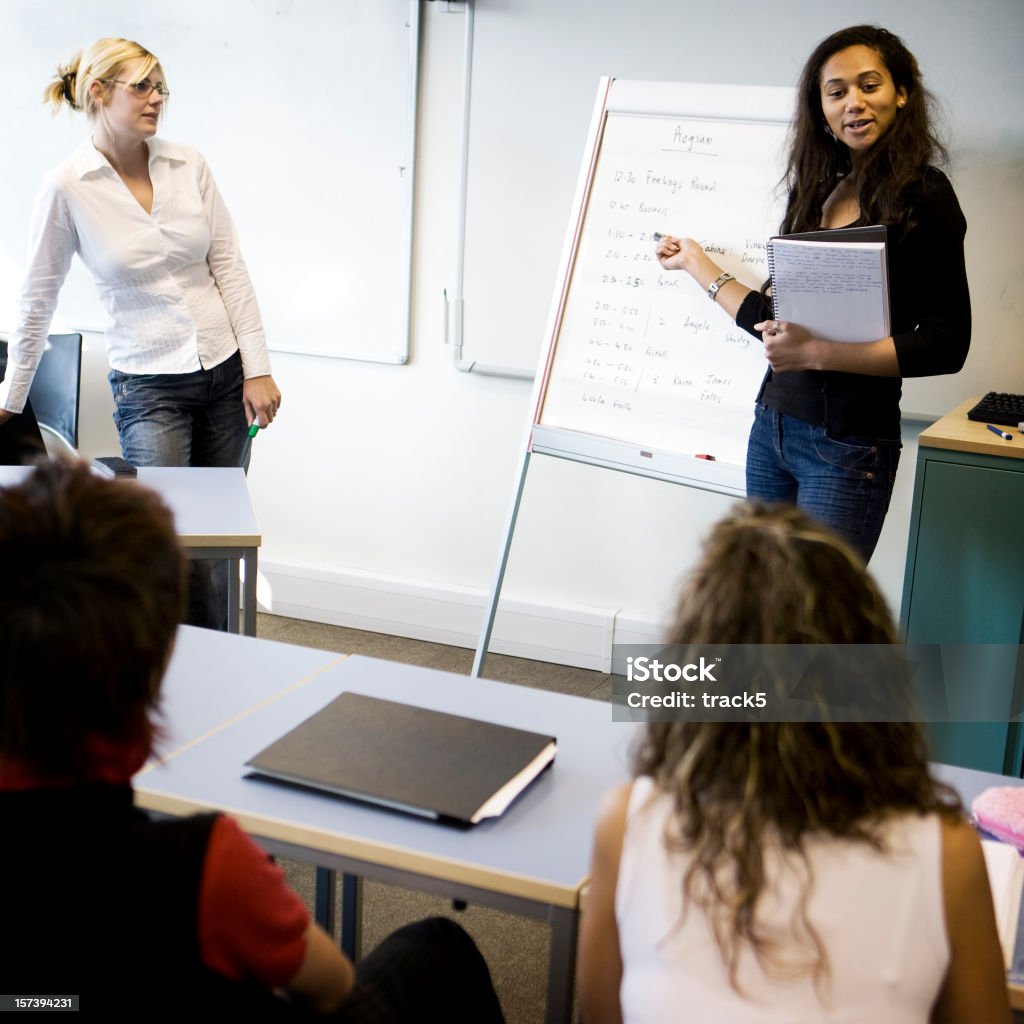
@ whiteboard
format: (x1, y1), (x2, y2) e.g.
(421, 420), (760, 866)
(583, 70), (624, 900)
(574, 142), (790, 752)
(528, 80), (791, 494)
(540, 108), (789, 467)
(461, 0), (1024, 419)
(0, 0), (418, 363)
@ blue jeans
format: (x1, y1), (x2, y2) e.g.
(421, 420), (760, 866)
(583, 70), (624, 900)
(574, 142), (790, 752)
(745, 404), (901, 563)
(109, 352), (251, 630)
(109, 351), (250, 469)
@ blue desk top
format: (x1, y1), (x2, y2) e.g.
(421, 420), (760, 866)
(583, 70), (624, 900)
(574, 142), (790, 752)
(137, 634), (637, 909)
(0, 466), (259, 546)
(154, 625), (346, 756)
(139, 628), (1022, 913)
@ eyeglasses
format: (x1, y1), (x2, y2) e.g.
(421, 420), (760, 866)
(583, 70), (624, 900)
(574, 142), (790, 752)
(105, 80), (170, 100)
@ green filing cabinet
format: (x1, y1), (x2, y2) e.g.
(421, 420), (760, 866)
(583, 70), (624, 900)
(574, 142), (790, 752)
(900, 400), (1024, 775)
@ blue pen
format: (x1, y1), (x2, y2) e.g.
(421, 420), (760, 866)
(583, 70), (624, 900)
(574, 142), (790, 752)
(987, 424), (1013, 440)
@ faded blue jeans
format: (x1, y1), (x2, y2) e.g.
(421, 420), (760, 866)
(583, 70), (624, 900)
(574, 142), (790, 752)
(745, 403), (901, 564)
(109, 351), (251, 630)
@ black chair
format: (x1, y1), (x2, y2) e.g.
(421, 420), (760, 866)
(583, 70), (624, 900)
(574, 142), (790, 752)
(29, 332), (83, 457)
(0, 333), (82, 464)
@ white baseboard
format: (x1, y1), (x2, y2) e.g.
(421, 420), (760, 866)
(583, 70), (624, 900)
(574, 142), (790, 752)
(608, 615), (669, 675)
(259, 560), (665, 672)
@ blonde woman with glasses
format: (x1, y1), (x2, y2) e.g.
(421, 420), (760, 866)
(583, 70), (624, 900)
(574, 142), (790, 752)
(0, 37), (282, 628)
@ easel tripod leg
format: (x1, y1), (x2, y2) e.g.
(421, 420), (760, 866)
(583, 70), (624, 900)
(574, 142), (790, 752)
(472, 450), (531, 677)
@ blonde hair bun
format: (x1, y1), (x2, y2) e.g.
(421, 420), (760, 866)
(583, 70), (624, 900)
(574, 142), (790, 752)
(43, 38), (160, 119)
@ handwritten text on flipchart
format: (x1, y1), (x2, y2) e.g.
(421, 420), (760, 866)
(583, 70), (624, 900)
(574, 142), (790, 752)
(540, 114), (788, 464)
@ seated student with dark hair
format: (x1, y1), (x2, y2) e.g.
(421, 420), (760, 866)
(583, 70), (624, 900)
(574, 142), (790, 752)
(0, 462), (504, 1021)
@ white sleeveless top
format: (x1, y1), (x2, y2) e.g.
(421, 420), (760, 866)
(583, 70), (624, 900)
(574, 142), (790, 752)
(616, 777), (950, 1023)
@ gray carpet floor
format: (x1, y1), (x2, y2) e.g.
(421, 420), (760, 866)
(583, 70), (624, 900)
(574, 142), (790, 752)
(256, 612), (613, 1024)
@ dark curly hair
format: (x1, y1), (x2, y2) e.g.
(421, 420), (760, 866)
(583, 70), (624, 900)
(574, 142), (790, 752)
(632, 503), (961, 990)
(781, 25), (948, 234)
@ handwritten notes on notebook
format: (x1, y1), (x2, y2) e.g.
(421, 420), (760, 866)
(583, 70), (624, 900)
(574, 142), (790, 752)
(769, 238), (890, 343)
(538, 113), (788, 466)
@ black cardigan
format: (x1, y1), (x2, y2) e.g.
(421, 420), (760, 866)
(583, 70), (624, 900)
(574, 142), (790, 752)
(736, 168), (971, 439)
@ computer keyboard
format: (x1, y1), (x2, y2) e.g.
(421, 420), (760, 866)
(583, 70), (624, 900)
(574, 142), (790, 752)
(966, 392), (1024, 427)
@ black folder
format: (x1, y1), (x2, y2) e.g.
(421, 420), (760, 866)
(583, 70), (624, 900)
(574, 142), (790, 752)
(245, 692), (557, 826)
(772, 224), (888, 246)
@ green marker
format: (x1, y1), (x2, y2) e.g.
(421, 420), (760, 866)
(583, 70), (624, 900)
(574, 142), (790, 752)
(248, 419), (261, 439)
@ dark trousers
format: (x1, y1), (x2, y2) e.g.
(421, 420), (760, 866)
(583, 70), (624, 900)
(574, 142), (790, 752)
(0, 400), (46, 465)
(333, 917), (506, 1024)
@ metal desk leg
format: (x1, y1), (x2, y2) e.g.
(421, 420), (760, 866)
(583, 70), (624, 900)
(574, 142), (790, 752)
(314, 867), (337, 935)
(242, 548), (258, 636)
(341, 874), (363, 961)
(226, 557), (241, 634)
(547, 905), (579, 1024)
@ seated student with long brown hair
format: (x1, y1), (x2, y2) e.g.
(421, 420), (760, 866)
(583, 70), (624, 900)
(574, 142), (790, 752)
(578, 503), (1008, 1023)
(0, 462), (504, 1021)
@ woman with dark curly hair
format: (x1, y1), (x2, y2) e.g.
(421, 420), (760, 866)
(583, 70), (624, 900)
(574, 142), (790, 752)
(656, 27), (970, 562)
(578, 503), (1007, 1023)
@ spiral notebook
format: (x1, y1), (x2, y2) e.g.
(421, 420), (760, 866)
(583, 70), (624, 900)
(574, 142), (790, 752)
(767, 225), (889, 343)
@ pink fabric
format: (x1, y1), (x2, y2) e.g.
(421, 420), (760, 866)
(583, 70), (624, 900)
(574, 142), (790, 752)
(972, 786), (1024, 850)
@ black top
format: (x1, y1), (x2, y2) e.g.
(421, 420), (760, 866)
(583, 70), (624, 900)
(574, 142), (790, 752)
(736, 168), (971, 439)
(0, 784), (302, 1016)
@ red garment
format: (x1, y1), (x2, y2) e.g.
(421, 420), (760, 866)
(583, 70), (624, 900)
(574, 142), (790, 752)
(0, 734), (149, 789)
(199, 815), (310, 988)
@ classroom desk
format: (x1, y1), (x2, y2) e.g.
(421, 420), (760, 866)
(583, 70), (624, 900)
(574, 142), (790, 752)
(136, 627), (636, 1024)
(0, 465), (262, 635)
(138, 628), (1024, 1019)
(900, 398), (1024, 774)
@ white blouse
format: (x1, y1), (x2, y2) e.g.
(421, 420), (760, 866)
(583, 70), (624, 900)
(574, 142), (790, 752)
(0, 138), (271, 414)
(616, 776), (950, 1023)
